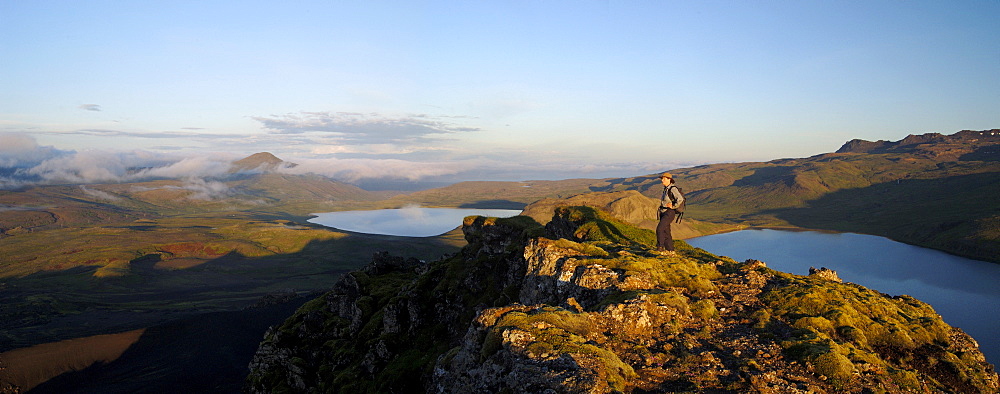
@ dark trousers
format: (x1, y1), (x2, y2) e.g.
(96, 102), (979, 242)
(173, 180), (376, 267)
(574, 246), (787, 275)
(656, 209), (676, 251)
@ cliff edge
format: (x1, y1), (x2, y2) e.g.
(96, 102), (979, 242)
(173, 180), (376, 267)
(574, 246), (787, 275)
(245, 207), (998, 393)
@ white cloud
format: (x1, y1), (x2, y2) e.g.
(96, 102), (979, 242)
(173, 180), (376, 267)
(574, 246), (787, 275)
(2, 138), (237, 189)
(181, 178), (233, 200)
(129, 179), (234, 201)
(25, 151), (130, 184)
(253, 111), (480, 144)
(78, 104), (102, 112)
(0, 133), (68, 167)
(139, 156), (233, 179)
(280, 157), (468, 182)
(79, 185), (121, 201)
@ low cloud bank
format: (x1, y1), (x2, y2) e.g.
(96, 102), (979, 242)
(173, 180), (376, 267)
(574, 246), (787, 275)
(0, 134), (242, 191)
(0, 134), (693, 193)
(130, 179), (235, 200)
(254, 112), (478, 144)
(279, 157), (467, 182)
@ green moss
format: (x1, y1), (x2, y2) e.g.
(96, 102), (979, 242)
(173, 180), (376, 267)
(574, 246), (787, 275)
(486, 306), (636, 392)
(690, 299), (718, 320)
(761, 272), (951, 355)
(608, 256), (721, 297)
(753, 269), (994, 391)
(551, 238), (610, 257)
(813, 351), (855, 382)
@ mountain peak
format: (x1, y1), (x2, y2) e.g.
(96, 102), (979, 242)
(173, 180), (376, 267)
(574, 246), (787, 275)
(232, 152), (296, 172)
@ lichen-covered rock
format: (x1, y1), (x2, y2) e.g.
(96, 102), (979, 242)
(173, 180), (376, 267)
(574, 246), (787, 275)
(808, 266), (842, 282)
(246, 206), (999, 393)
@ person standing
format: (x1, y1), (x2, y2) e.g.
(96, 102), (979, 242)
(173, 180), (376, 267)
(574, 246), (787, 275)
(656, 172), (684, 253)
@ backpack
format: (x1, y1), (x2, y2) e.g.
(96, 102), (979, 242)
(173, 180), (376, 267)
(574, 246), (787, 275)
(665, 185), (686, 223)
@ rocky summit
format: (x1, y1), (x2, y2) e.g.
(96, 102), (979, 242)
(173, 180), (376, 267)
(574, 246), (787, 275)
(245, 206), (998, 393)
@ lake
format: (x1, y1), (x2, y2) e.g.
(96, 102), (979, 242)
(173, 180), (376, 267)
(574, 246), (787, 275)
(688, 229), (1000, 364)
(308, 207), (522, 237)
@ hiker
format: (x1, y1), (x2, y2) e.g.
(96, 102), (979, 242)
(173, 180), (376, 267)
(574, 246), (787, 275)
(656, 172), (685, 253)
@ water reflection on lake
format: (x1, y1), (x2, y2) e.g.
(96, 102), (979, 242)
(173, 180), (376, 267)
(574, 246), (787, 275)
(688, 229), (1000, 364)
(308, 207), (522, 237)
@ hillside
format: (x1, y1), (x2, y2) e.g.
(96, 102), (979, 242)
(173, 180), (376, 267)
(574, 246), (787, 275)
(246, 207), (999, 393)
(610, 129), (1000, 263)
(384, 179), (613, 209)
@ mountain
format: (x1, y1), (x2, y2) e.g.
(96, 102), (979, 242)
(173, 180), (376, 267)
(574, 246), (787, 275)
(245, 206), (999, 393)
(231, 151), (296, 172)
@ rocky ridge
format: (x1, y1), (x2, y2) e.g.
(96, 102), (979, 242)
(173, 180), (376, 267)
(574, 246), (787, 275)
(245, 206), (998, 393)
(836, 129), (1000, 159)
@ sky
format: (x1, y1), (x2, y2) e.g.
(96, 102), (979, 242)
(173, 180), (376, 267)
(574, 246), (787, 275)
(1, 0), (998, 187)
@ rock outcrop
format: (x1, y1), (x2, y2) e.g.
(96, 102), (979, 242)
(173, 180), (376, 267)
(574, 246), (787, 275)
(807, 266), (842, 282)
(245, 206), (998, 393)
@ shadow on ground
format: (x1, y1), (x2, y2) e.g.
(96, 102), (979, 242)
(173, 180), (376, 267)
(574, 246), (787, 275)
(0, 227), (466, 392)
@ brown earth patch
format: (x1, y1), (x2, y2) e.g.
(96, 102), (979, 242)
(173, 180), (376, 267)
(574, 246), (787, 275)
(0, 328), (145, 392)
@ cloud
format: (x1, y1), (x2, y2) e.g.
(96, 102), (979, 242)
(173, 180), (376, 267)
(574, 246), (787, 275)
(280, 157), (468, 182)
(71, 129), (235, 139)
(79, 104), (102, 111)
(2, 142), (234, 187)
(138, 156), (233, 179)
(179, 178), (233, 200)
(79, 185), (121, 201)
(253, 111), (480, 144)
(130, 179), (234, 201)
(25, 151), (132, 184)
(0, 133), (69, 167)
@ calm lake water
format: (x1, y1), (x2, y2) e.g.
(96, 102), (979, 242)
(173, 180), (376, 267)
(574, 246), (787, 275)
(688, 229), (1000, 364)
(308, 207), (522, 237)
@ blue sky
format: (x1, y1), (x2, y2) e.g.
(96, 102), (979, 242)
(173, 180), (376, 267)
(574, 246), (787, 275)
(1, 1), (998, 184)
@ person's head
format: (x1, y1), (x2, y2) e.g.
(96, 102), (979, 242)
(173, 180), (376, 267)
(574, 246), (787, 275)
(660, 172), (674, 186)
